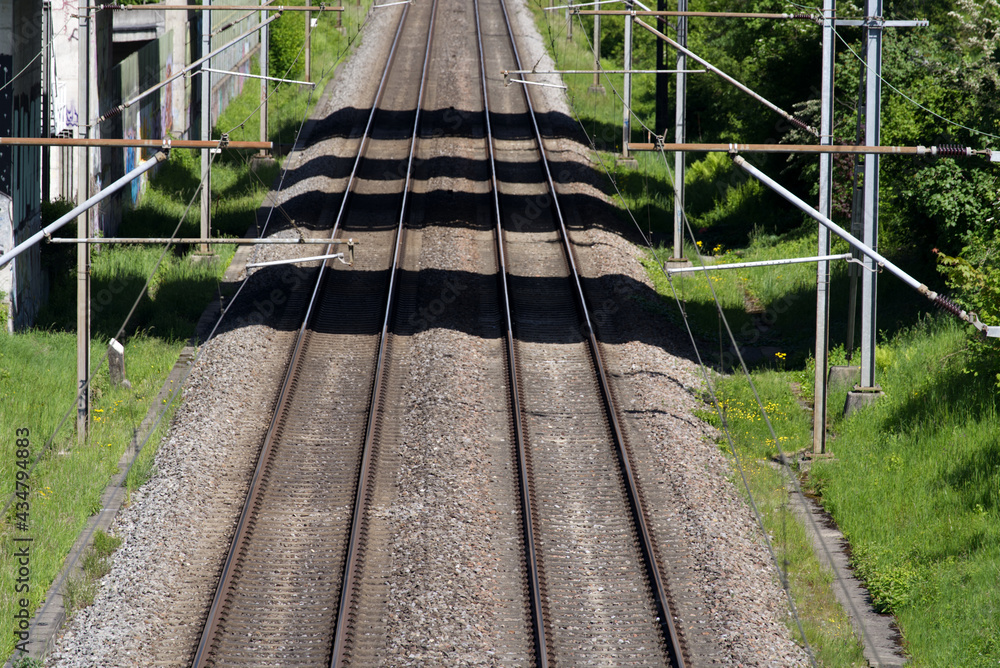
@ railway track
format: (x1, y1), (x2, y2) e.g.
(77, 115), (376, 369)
(191, 0), (689, 664)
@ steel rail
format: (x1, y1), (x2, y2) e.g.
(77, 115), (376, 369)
(473, 0), (549, 665)
(497, 0), (685, 663)
(329, 0), (439, 662)
(190, 5), (413, 665)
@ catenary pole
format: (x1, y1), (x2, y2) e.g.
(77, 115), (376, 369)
(672, 0), (687, 260)
(201, 1), (212, 254)
(76, 0), (91, 442)
(859, 0), (883, 392)
(260, 0), (269, 157)
(589, 8), (604, 92)
(622, 0), (633, 159)
(305, 0), (311, 81)
(813, 0), (835, 454)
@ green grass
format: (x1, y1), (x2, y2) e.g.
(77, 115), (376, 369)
(0, 332), (180, 658)
(809, 317), (1000, 666)
(699, 371), (867, 665)
(2, 4), (374, 662)
(64, 529), (123, 615)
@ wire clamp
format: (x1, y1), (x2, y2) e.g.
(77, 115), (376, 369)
(210, 133), (228, 154)
(161, 137), (172, 153)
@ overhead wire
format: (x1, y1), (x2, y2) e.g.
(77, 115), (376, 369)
(832, 27), (1000, 142)
(782, 0), (1000, 142)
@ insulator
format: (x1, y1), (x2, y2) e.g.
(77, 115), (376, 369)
(789, 116), (812, 133)
(937, 144), (970, 158)
(97, 105), (124, 125)
(933, 294), (964, 317)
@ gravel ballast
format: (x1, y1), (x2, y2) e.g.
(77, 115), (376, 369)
(45, 0), (811, 665)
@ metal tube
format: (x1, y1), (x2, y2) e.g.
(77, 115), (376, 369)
(506, 79), (567, 89)
(245, 253), (344, 268)
(624, 141), (952, 155)
(260, 2), (269, 158)
(860, 0), (883, 389)
(0, 152), (168, 270)
(93, 3), (342, 10)
(49, 237), (355, 245)
(732, 156), (922, 292)
(667, 254), (851, 274)
(202, 67), (315, 87)
(622, 1), (633, 158)
(305, 0), (311, 80)
(633, 18), (817, 136)
(0, 137), (272, 149)
(504, 68), (702, 74)
(592, 10), (601, 89)
(201, 3), (212, 254)
(574, 9), (816, 19)
(77, 0), (91, 443)
(813, 0), (834, 454)
(673, 0), (687, 260)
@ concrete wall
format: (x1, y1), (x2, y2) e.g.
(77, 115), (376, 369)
(0, 0), (44, 332)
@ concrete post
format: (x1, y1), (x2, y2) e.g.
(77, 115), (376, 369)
(108, 339), (130, 388)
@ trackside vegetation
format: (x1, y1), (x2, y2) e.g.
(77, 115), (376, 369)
(0, 2), (370, 660)
(529, 0), (999, 665)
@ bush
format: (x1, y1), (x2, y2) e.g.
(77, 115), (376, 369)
(269, 10), (305, 81)
(936, 220), (1000, 383)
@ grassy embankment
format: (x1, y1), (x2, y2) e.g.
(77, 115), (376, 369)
(0, 3), (369, 660)
(530, 2), (999, 666)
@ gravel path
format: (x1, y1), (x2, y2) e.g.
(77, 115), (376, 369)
(45, 0), (811, 665)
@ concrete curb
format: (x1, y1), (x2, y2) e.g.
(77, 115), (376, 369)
(788, 461), (907, 667)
